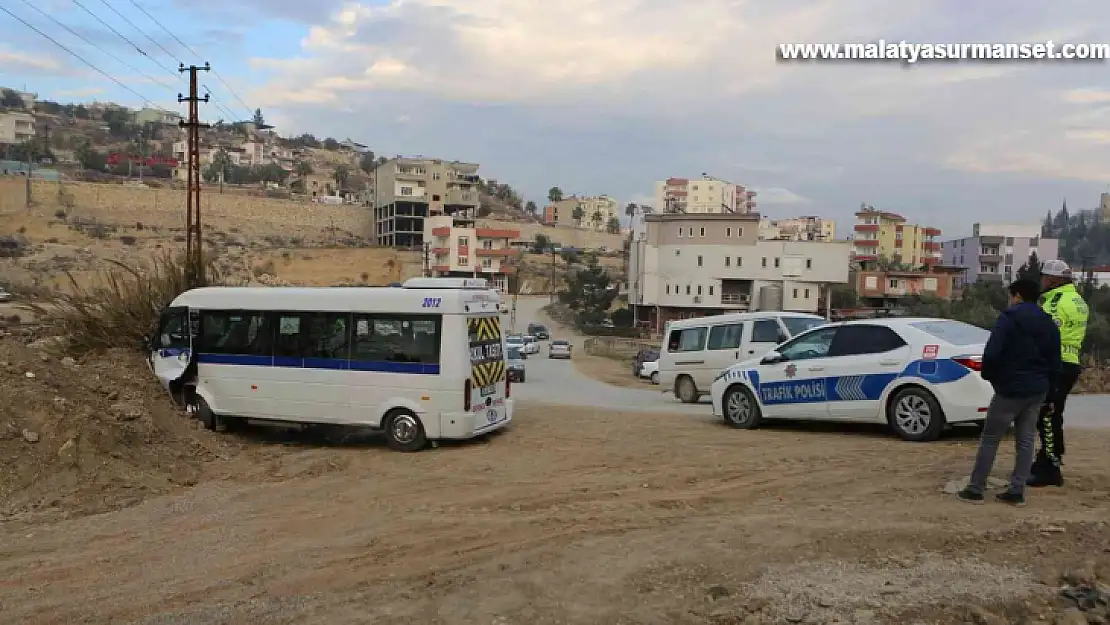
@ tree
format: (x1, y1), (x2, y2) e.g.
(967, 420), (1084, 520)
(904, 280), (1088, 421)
(1017, 251), (1042, 282)
(323, 137), (341, 151)
(590, 209), (603, 230)
(525, 200), (538, 217)
(571, 205), (585, 226)
(532, 233), (550, 253)
(75, 141), (107, 171)
(204, 149), (232, 183)
(828, 283), (858, 309)
(548, 187), (564, 203)
(0, 89), (24, 109)
(333, 165), (350, 189)
(294, 160), (313, 177)
(625, 202), (637, 217)
(559, 257), (617, 326)
(73, 104), (89, 119)
(252, 108), (265, 127)
(610, 307), (634, 328)
(606, 216), (621, 234)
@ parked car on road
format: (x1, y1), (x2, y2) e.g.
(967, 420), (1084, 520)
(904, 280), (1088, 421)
(639, 359), (659, 384)
(507, 346), (526, 382)
(548, 339), (572, 359)
(0, 287), (10, 302)
(632, 348), (659, 377)
(710, 318), (992, 442)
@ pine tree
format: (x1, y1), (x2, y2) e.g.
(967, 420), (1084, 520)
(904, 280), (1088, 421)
(1016, 250), (1042, 282)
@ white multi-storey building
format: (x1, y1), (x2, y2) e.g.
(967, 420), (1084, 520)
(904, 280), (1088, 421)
(653, 175), (756, 214)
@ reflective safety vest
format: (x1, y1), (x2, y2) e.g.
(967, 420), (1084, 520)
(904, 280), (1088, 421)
(1042, 283), (1089, 365)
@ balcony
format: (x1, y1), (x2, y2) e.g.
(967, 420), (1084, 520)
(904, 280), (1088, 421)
(978, 273), (1004, 283)
(431, 226), (450, 237)
(854, 223), (879, 232)
(923, 241), (940, 251)
(720, 293), (751, 305)
(979, 253), (1002, 264)
(395, 168), (426, 179)
(475, 248), (515, 257)
(432, 265), (449, 272)
(854, 254), (878, 261)
(924, 227), (942, 236)
(854, 239), (879, 247)
(921, 256), (940, 265)
(431, 247), (449, 255)
(445, 188), (478, 206)
(476, 227), (520, 239)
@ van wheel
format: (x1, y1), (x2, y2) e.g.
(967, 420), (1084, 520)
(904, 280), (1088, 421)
(888, 386), (945, 442)
(384, 409), (427, 452)
(650, 371), (659, 385)
(195, 397), (218, 431)
(723, 385), (762, 429)
(675, 376), (699, 403)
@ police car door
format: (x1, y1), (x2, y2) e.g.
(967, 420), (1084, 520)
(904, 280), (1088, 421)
(822, 324), (911, 421)
(754, 326), (837, 419)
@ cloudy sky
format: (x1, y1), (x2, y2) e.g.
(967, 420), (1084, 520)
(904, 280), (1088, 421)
(3, 0), (1110, 237)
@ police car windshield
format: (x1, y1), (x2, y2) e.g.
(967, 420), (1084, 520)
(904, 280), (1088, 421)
(910, 320), (990, 346)
(782, 317), (825, 336)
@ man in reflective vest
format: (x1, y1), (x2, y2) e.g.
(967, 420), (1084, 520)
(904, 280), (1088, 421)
(1029, 259), (1088, 487)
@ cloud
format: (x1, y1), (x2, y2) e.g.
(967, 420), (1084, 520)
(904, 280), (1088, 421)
(55, 87), (105, 98)
(753, 187), (811, 205)
(0, 49), (66, 74)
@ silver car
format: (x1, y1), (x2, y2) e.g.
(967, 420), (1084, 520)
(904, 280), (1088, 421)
(507, 346), (526, 382)
(548, 339), (572, 359)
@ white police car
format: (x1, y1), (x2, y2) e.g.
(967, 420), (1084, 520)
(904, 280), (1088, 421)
(710, 318), (994, 442)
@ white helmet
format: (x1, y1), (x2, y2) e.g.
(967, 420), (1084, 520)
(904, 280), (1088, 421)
(1041, 259), (1072, 278)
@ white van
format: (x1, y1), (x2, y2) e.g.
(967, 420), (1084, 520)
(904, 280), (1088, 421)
(147, 277), (513, 452)
(658, 311), (826, 403)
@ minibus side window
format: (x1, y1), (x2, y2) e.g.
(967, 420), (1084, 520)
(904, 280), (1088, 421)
(351, 313), (441, 364)
(667, 327), (707, 353)
(273, 312), (351, 360)
(199, 310), (271, 355)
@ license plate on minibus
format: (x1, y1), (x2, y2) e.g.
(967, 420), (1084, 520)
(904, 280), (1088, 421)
(480, 384), (496, 397)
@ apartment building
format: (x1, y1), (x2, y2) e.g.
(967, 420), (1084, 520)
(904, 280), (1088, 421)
(373, 157), (482, 247)
(941, 223), (1058, 285)
(855, 266), (965, 308)
(543, 195), (618, 230)
(852, 206), (942, 266)
(0, 111), (35, 146)
(759, 215), (836, 241)
(135, 107), (183, 126)
(171, 140), (298, 180)
(627, 213), (851, 330)
(653, 175), (756, 214)
(423, 215), (519, 292)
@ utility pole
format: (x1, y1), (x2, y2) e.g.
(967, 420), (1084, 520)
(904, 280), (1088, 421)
(178, 62), (211, 289)
(550, 246), (557, 304)
(422, 242), (431, 277)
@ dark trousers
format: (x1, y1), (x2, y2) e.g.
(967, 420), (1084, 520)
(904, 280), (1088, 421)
(1037, 362), (1081, 467)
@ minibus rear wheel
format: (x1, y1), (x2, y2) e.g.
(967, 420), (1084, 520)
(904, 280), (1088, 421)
(384, 409), (427, 452)
(195, 397), (218, 431)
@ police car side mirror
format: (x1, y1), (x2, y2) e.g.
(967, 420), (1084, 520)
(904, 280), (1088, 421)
(761, 350), (782, 365)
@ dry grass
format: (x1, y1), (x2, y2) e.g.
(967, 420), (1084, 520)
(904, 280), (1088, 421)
(26, 250), (221, 354)
(1075, 360), (1110, 394)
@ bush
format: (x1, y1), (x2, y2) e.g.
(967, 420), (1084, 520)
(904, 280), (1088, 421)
(28, 251), (222, 355)
(578, 324), (643, 338)
(610, 307), (634, 328)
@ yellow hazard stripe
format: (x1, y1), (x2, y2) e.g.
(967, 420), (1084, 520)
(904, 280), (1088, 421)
(471, 360), (506, 387)
(468, 316), (504, 342)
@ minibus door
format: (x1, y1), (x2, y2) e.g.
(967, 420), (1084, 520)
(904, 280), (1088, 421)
(467, 314), (508, 427)
(149, 306), (194, 390)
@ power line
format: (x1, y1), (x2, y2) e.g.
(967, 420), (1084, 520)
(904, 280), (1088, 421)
(71, 0), (158, 65)
(97, 0), (182, 64)
(0, 4), (158, 106)
(124, 0), (256, 118)
(15, 0), (179, 96)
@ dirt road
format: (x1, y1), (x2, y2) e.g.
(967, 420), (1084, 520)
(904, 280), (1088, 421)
(3, 399), (1110, 624)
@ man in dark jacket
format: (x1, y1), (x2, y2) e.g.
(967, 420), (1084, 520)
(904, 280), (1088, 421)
(958, 279), (1061, 506)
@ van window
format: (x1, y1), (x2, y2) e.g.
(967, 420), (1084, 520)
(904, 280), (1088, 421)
(781, 317), (824, 336)
(751, 319), (783, 343)
(352, 313), (441, 364)
(667, 327), (707, 352)
(707, 323), (743, 350)
(200, 311), (271, 355)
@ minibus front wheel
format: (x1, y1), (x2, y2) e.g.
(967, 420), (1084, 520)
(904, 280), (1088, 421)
(383, 409), (427, 452)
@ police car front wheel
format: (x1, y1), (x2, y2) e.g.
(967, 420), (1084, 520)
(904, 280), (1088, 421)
(723, 385), (762, 429)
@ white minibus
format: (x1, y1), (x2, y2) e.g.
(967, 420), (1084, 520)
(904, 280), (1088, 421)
(147, 277), (513, 452)
(658, 311), (826, 403)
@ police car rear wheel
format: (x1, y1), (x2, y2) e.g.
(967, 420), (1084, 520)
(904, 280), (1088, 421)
(723, 385), (761, 429)
(889, 387), (945, 442)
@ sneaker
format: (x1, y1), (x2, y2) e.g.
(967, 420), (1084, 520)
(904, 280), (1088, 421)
(956, 487), (984, 504)
(995, 491), (1027, 507)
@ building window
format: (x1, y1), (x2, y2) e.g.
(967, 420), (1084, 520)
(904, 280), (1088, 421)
(697, 285), (703, 295)
(432, 172), (441, 180)
(686, 285), (691, 295)
(804, 288), (810, 298)
(675, 249), (680, 256)
(688, 227), (694, 236)
(459, 255), (470, 266)
(483, 240), (493, 249)
(726, 227), (732, 236)
(432, 194), (441, 201)
(793, 288), (798, 298)
(761, 257), (767, 268)
(458, 237), (469, 247)
(481, 259), (493, 268)
(774, 257), (780, 268)
(699, 227), (706, 237)
(697, 255), (703, 267)
(725, 257), (731, 267)
(692, 184), (698, 190)
(666, 285), (671, 294)
(709, 285), (714, 295)
(400, 186), (413, 196)
(737, 257), (742, 267)
(889, 279), (898, 288)
(678, 228), (684, 237)
(806, 258), (812, 269)
(737, 227), (743, 236)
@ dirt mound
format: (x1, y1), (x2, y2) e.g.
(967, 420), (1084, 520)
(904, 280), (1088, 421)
(0, 336), (241, 524)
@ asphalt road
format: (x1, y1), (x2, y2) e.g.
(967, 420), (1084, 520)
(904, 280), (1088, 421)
(506, 296), (1110, 429)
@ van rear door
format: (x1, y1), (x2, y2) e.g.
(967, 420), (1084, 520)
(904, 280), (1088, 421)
(150, 305), (194, 391)
(467, 314), (508, 428)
